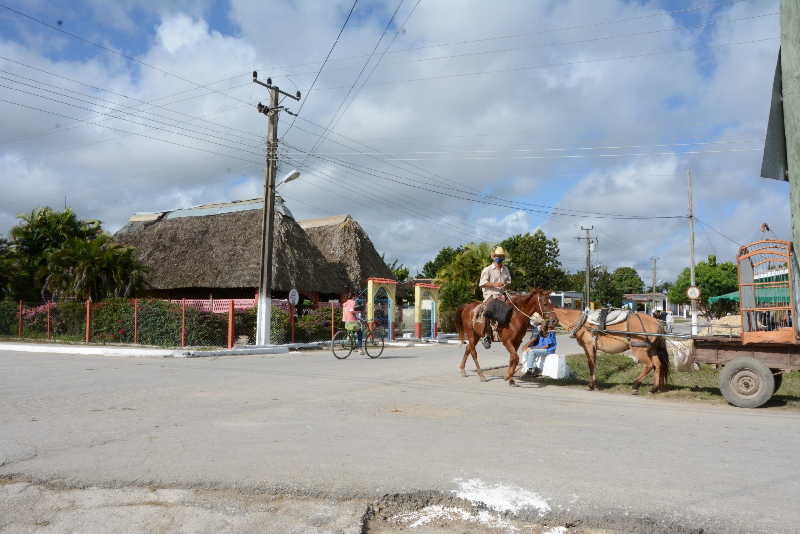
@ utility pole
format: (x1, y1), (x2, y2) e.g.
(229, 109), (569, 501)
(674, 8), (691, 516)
(252, 72), (301, 346)
(577, 226), (595, 310)
(650, 257), (658, 315)
(688, 168), (699, 335)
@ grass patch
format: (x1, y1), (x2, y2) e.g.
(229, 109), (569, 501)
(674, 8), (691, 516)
(536, 353), (800, 410)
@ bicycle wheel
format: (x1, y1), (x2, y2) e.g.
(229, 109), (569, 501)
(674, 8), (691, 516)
(364, 331), (385, 358)
(332, 330), (354, 359)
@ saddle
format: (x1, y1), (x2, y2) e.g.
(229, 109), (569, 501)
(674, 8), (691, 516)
(570, 308), (630, 339)
(586, 308), (630, 328)
(484, 297), (513, 325)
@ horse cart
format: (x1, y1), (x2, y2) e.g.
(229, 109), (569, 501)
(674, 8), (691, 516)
(686, 239), (800, 408)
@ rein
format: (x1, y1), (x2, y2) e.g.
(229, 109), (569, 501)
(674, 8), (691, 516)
(503, 291), (555, 323)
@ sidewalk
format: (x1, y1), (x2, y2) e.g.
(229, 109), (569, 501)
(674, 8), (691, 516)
(0, 342), (289, 358)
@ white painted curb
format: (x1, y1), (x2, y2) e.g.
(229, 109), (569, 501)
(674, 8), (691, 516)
(0, 342), (179, 358)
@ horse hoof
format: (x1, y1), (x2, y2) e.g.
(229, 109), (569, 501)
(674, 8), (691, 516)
(631, 389), (640, 396)
(479, 375), (488, 383)
(649, 388), (659, 394)
(508, 380), (519, 387)
(459, 369), (467, 378)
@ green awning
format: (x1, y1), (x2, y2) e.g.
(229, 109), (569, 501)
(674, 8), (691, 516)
(708, 287), (789, 304)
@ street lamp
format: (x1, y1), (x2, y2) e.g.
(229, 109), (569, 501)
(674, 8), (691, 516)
(255, 169), (301, 346)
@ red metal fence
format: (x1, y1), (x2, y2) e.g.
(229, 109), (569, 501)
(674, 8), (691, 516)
(0, 298), (342, 349)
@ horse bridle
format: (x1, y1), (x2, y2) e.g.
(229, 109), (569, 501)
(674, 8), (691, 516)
(504, 291), (558, 327)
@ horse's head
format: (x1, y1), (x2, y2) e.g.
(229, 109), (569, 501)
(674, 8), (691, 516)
(521, 288), (557, 328)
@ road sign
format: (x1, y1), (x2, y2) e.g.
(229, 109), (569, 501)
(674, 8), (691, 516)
(687, 286), (701, 300)
(288, 288), (299, 306)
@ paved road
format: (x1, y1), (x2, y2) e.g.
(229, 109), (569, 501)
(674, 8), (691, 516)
(1, 341), (798, 533)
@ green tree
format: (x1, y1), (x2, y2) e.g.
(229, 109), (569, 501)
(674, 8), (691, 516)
(42, 235), (147, 300)
(436, 242), (493, 312)
(420, 246), (464, 278)
(668, 255), (738, 313)
(499, 230), (567, 291)
(5, 207), (147, 301)
(566, 265), (624, 306)
(611, 266), (644, 295)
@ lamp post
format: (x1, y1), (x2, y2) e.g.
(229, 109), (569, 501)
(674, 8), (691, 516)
(255, 169), (301, 346)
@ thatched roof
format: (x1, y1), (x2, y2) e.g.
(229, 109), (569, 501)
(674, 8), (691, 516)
(298, 215), (393, 288)
(114, 198), (349, 294)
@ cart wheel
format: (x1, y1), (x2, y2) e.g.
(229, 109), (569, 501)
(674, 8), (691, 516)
(719, 357), (775, 408)
(770, 369), (783, 394)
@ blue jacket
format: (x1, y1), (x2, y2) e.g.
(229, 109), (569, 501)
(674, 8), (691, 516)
(530, 330), (557, 354)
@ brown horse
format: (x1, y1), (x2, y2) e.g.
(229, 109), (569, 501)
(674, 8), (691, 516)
(551, 308), (670, 393)
(454, 289), (555, 386)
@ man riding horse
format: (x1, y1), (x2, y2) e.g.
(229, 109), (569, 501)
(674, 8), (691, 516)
(474, 246), (512, 348)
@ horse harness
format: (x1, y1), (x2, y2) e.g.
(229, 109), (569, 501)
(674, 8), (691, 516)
(569, 309), (656, 349)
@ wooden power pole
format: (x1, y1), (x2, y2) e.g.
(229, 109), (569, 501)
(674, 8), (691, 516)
(761, 0), (800, 338)
(577, 226), (595, 309)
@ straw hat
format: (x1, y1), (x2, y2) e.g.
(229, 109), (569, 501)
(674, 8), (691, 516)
(492, 246), (506, 257)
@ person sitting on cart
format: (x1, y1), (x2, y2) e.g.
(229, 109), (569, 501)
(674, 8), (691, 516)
(520, 317), (557, 380)
(342, 291), (364, 355)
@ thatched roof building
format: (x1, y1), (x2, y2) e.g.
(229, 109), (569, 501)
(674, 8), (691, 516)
(114, 198), (374, 298)
(298, 215), (393, 289)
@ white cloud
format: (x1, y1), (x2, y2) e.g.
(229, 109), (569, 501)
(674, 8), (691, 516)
(0, 0), (787, 281)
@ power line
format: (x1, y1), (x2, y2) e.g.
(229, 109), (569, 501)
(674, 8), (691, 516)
(312, 36), (778, 91)
(279, 10), (777, 79)
(0, 73), (263, 150)
(303, 0), (407, 162)
(282, 0), (360, 138)
(695, 217), (742, 246)
(0, 80), (265, 157)
(283, 141), (688, 220)
(0, 4), (253, 107)
(252, 0), (757, 74)
(0, 95), (263, 165)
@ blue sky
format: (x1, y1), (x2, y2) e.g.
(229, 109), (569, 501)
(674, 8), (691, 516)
(0, 0), (788, 279)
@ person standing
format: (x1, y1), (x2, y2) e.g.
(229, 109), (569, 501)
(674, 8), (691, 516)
(475, 246), (512, 348)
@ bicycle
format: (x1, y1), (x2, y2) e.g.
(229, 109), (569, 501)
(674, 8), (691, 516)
(331, 318), (385, 359)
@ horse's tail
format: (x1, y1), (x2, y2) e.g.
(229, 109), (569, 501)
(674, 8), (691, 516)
(454, 304), (465, 342)
(656, 335), (670, 384)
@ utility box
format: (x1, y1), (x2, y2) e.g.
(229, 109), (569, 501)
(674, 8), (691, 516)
(541, 354), (570, 379)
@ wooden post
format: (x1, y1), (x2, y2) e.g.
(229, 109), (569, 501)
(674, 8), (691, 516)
(781, 0), (800, 338)
(17, 300), (23, 338)
(180, 298), (186, 347)
(133, 298), (139, 344)
(289, 303), (295, 344)
(46, 302), (51, 340)
(227, 299), (234, 349)
(84, 299), (92, 343)
(330, 302), (335, 341)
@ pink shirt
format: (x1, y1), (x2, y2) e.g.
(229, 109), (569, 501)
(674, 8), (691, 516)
(343, 299), (358, 322)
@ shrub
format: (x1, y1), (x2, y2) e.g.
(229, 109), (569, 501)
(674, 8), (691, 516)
(0, 300), (17, 336)
(296, 306), (341, 342)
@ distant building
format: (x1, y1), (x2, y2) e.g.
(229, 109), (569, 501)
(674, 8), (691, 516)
(114, 198), (392, 300)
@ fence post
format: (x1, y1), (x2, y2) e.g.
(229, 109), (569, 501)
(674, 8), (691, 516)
(47, 302), (52, 340)
(17, 300), (23, 338)
(330, 302), (335, 341)
(180, 298), (186, 347)
(289, 303), (295, 344)
(227, 299), (234, 349)
(133, 298), (139, 344)
(84, 298), (92, 343)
